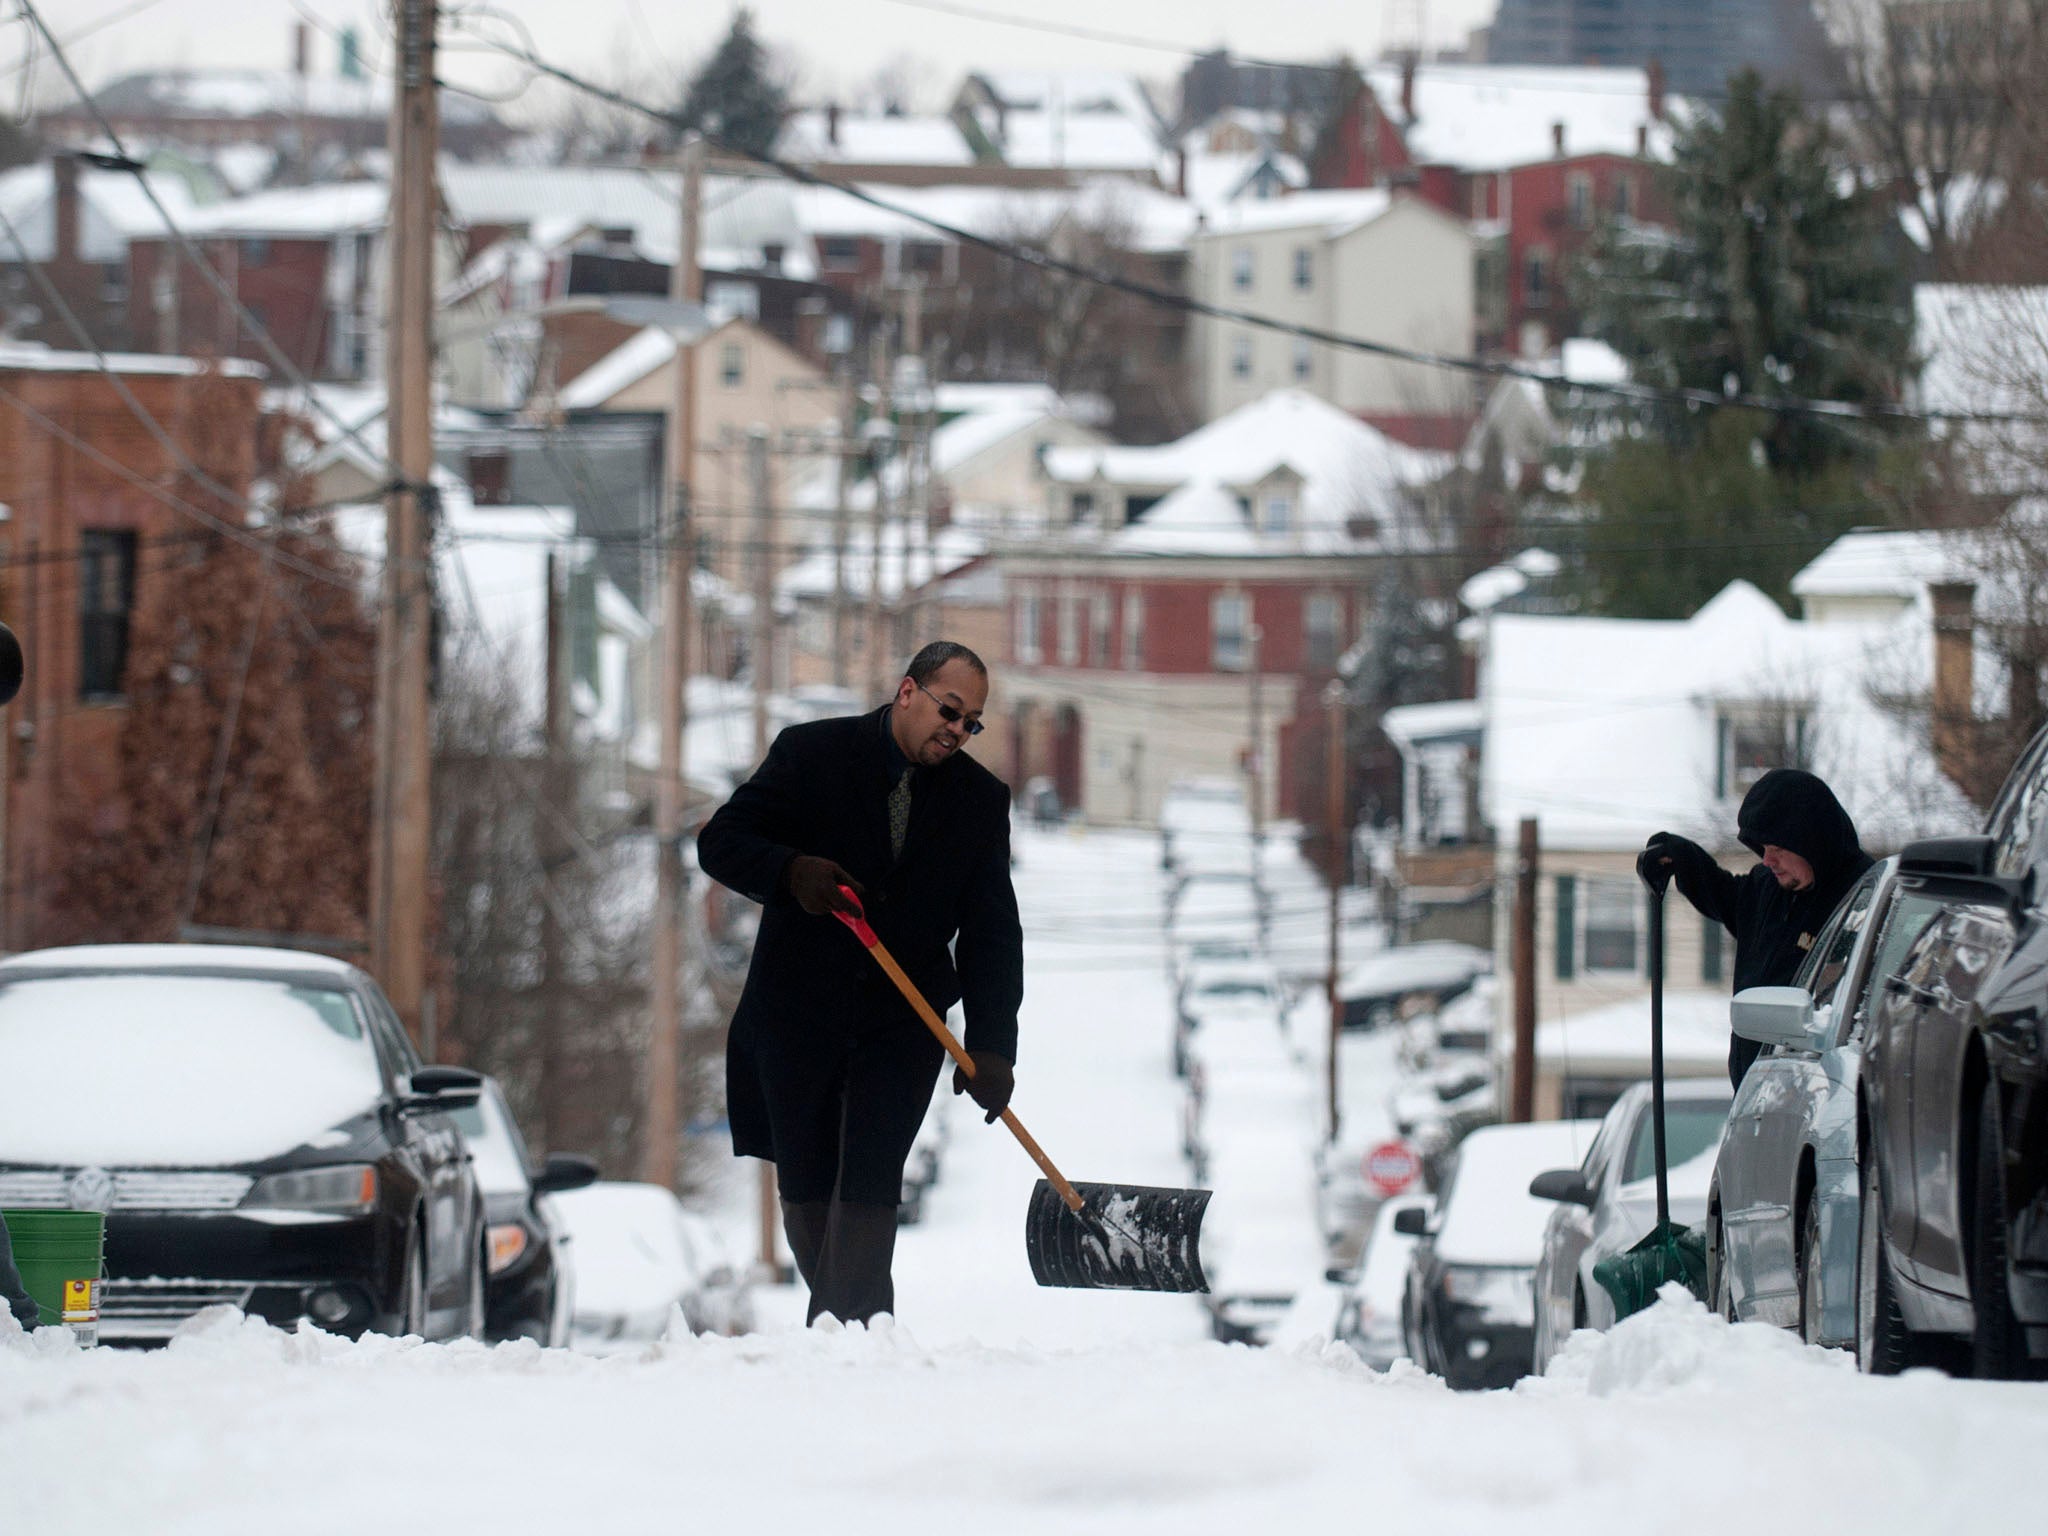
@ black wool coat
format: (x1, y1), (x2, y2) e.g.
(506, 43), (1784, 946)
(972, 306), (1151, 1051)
(696, 706), (1023, 1164)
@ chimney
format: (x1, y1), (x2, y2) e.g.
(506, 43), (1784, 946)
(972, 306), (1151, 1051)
(1175, 146), (1188, 198)
(1551, 120), (1565, 158)
(1637, 123), (1648, 157)
(1931, 581), (1977, 789)
(1400, 53), (1417, 123)
(52, 155), (79, 269)
(1647, 58), (1667, 123)
(293, 20), (310, 76)
(825, 101), (840, 148)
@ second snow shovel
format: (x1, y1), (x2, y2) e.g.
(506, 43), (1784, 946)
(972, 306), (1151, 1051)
(1593, 878), (1708, 1319)
(831, 889), (1210, 1293)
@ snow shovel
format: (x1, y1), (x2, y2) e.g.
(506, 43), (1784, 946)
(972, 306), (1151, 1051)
(831, 890), (1211, 1293)
(1592, 879), (1708, 1320)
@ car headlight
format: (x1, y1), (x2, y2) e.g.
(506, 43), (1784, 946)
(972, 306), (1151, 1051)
(242, 1164), (378, 1215)
(487, 1222), (530, 1274)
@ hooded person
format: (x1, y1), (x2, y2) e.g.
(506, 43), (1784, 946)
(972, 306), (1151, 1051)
(1637, 768), (1874, 1088)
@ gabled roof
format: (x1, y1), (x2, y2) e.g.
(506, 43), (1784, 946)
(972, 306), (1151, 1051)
(960, 70), (1166, 173)
(778, 111), (973, 166)
(1193, 188), (1394, 240)
(169, 179), (388, 238)
(1360, 62), (1678, 172)
(83, 67), (500, 128)
(0, 163), (203, 263)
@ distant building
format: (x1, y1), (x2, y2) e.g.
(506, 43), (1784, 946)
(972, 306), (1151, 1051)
(950, 70), (1167, 178)
(1486, 0), (1839, 97)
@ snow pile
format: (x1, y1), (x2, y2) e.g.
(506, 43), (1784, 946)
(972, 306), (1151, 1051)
(1537, 1285), (1852, 1397)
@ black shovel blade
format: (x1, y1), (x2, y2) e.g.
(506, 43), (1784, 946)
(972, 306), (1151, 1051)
(1025, 1179), (1212, 1293)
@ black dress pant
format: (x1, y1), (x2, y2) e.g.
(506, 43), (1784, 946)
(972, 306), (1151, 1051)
(757, 1016), (947, 1205)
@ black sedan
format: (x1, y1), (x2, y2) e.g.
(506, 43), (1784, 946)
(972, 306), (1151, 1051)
(450, 1076), (597, 1345)
(0, 944), (489, 1345)
(1860, 738), (2048, 1378)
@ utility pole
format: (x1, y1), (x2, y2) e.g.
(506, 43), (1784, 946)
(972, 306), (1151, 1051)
(1323, 679), (1346, 1143)
(540, 552), (571, 1150)
(867, 327), (892, 702)
(644, 136), (703, 1188)
(371, 0), (437, 1046)
(830, 370), (855, 690)
(1511, 817), (1540, 1123)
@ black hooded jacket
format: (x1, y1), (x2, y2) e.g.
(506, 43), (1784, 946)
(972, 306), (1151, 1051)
(1660, 769), (1874, 992)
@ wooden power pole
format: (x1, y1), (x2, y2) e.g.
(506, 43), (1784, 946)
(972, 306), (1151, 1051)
(372, 0), (437, 1045)
(1511, 817), (1540, 1123)
(643, 137), (703, 1188)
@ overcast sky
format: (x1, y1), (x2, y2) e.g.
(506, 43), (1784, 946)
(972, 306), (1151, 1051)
(15, 0), (1499, 124)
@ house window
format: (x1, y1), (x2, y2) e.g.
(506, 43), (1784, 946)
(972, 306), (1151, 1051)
(1123, 589), (1145, 669)
(238, 237), (270, 265)
(1583, 878), (1639, 973)
(1057, 593), (1080, 665)
(1090, 592), (1112, 667)
(1567, 172), (1593, 229)
(705, 279), (760, 320)
(1232, 247), (1254, 290)
(1262, 494), (1293, 535)
(905, 240), (946, 276)
(78, 529), (137, 699)
(819, 237), (861, 271)
(1305, 593), (1341, 669)
(1613, 174), (1635, 218)
(1292, 246), (1313, 290)
(1014, 593), (1043, 664)
(1525, 249), (1551, 309)
(1717, 708), (1809, 799)
(1070, 491), (1096, 525)
(1231, 334), (1252, 379)
(1212, 592), (1250, 671)
(466, 447), (511, 506)
(720, 342), (745, 388)
(822, 313), (853, 354)
(1292, 339), (1313, 381)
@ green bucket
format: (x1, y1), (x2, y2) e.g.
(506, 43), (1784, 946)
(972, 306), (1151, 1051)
(3, 1209), (105, 1345)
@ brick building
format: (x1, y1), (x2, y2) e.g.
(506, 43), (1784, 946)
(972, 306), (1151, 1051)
(0, 346), (263, 950)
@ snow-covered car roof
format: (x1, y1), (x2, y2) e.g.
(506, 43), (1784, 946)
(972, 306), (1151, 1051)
(1434, 1119), (1601, 1267)
(0, 943), (366, 984)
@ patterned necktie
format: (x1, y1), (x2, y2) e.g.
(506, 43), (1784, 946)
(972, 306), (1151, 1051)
(888, 767), (914, 860)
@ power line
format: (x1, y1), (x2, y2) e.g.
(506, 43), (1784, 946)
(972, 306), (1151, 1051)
(451, 28), (2042, 432)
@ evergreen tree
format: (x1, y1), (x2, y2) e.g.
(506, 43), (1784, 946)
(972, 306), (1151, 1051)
(1576, 69), (1916, 476)
(678, 9), (788, 159)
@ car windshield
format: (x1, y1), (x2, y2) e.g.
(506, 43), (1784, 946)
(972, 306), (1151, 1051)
(1197, 980), (1273, 1001)
(449, 1091), (531, 1195)
(1622, 1100), (1730, 1185)
(0, 972), (383, 1167)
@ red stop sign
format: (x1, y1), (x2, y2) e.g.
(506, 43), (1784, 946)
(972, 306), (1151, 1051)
(1365, 1140), (1421, 1198)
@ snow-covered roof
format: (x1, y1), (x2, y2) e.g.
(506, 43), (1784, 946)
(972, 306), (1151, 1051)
(1789, 528), (1961, 605)
(777, 523), (986, 606)
(0, 163), (201, 264)
(779, 111), (972, 166)
(86, 67), (499, 128)
(1433, 1119), (1602, 1266)
(1175, 148), (1309, 217)
(269, 382), (487, 480)
(556, 325), (687, 412)
(1381, 698), (1484, 747)
(1362, 62), (1678, 171)
(0, 341), (262, 380)
(962, 69), (1165, 173)
(0, 943), (358, 979)
(1040, 389), (1448, 556)
(793, 176), (1197, 256)
(1193, 188), (1393, 240)
(171, 179), (388, 237)
(1478, 578), (1979, 851)
(1339, 940), (1490, 1002)
(1537, 990), (1737, 1072)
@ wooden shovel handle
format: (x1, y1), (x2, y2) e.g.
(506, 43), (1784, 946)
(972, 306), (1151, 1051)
(833, 890), (1084, 1213)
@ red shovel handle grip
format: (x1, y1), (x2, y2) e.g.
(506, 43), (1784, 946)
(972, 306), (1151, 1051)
(830, 884), (880, 948)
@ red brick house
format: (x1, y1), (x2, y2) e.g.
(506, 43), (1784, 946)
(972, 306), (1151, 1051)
(998, 389), (1448, 824)
(0, 346), (263, 950)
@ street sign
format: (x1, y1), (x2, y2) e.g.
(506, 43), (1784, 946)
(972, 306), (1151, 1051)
(1364, 1139), (1422, 1198)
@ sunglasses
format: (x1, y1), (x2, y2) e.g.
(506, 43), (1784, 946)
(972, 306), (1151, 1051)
(913, 679), (985, 735)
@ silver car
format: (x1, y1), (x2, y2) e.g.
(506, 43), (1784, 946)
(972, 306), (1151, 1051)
(1705, 857), (1942, 1347)
(1530, 1078), (1731, 1371)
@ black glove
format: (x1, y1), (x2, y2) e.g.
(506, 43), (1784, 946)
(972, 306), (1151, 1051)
(783, 855), (865, 916)
(1636, 831), (1698, 894)
(952, 1051), (1014, 1124)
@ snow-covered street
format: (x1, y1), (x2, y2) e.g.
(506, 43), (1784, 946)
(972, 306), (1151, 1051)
(4, 825), (2044, 1534)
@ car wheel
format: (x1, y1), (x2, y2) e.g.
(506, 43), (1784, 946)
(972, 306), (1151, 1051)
(1708, 1214), (1736, 1323)
(400, 1229), (428, 1338)
(1969, 1091), (2030, 1380)
(1856, 1147), (1916, 1375)
(1573, 1283), (1588, 1332)
(465, 1242), (488, 1342)
(1798, 1195), (1825, 1347)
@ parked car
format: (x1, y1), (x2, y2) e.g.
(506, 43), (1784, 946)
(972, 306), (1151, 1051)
(1398, 1118), (1600, 1389)
(0, 944), (488, 1345)
(1530, 1079), (1731, 1371)
(1853, 730), (2048, 1377)
(449, 1077), (599, 1345)
(1159, 777), (1251, 877)
(1181, 975), (1298, 1177)
(1174, 955), (1287, 1079)
(1335, 1194), (1430, 1370)
(1339, 942), (1491, 1031)
(555, 1182), (754, 1349)
(1705, 858), (1942, 1350)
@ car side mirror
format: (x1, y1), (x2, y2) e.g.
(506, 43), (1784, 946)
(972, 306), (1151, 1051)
(1730, 985), (1820, 1049)
(1897, 835), (2032, 925)
(1324, 1265), (1359, 1285)
(400, 1065), (484, 1114)
(532, 1152), (600, 1195)
(1528, 1168), (1596, 1207)
(1391, 1206), (1430, 1237)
